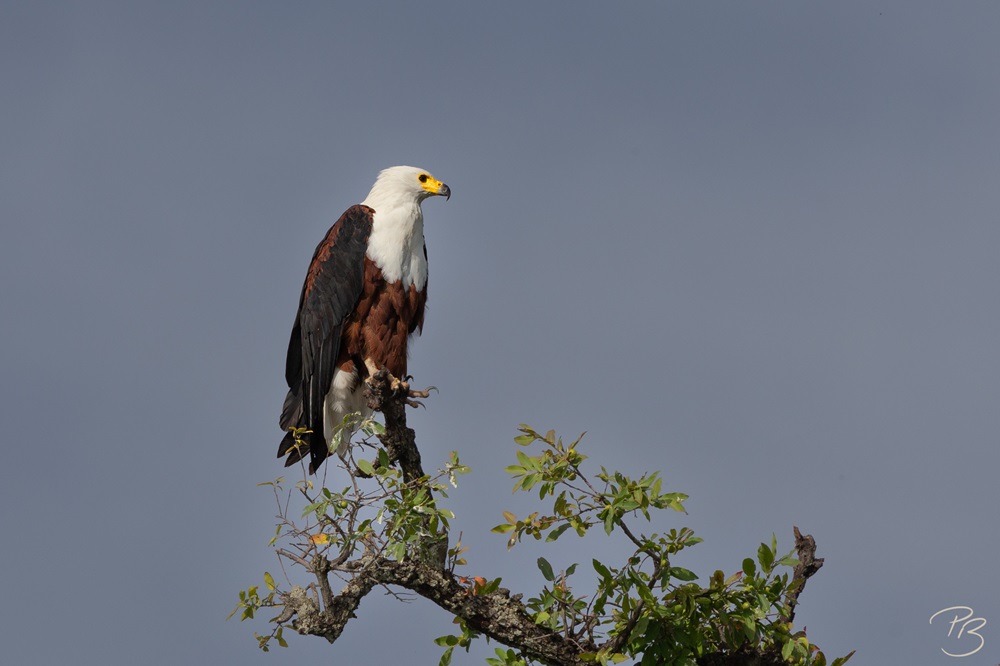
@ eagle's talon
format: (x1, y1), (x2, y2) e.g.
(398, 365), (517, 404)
(408, 385), (437, 399)
(405, 398), (426, 409)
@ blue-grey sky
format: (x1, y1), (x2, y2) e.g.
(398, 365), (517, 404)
(3, 2), (999, 663)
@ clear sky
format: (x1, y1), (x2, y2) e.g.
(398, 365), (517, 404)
(3, 2), (999, 664)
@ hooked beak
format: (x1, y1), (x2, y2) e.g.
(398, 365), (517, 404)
(420, 175), (451, 201)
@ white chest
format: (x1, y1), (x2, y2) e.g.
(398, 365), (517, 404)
(365, 205), (427, 289)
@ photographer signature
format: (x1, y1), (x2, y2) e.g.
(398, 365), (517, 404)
(929, 606), (987, 658)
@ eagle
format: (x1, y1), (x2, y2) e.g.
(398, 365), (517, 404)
(278, 166), (450, 473)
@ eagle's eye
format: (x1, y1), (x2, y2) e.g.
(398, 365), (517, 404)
(418, 174), (428, 183)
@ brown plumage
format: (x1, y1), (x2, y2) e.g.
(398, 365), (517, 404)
(339, 257), (427, 381)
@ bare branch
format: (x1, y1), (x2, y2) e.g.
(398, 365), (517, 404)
(786, 526), (824, 624)
(364, 369), (426, 484)
(276, 548), (311, 569)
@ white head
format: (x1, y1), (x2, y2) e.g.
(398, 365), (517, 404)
(360, 166), (447, 287)
(361, 166), (450, 209)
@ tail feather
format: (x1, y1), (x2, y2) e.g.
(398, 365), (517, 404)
(278, 387), (316, 469)
(307, 429), (330, 475)
(279, 388), (303, 431)
(278, 385), (331, 474)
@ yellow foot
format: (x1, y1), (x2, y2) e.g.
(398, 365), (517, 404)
(407, 385), (437, 399)
(389, 377), (437, 408)
(364, 363), (435, 408)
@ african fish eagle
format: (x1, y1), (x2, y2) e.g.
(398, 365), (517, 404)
(278, 166), (450, 473)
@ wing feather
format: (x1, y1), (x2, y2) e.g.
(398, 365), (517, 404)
(279, 205), (374, 470)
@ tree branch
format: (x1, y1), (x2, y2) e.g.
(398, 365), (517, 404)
(786, 526), (824, 625)
(365, 369), (425, 483)
(274, 376), (829, 666)
(371, 557), (595, 664)
(281, 572), (378, 644)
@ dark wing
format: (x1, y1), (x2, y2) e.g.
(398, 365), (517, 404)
(278, 205), (374, 471)
(411, 243), (428, 334)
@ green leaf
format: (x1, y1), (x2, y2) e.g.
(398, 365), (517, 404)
(742, 557), (756, 577)
(635, 580), (656, 605)
(782, 639), (795, 660)
(357, 458), (376, 476)
(263, 571), (275, 591)
(603, 510), (616, 535)
(669, 567), (698, 582)
(537, 557), (555, 582)
(546, 524), (571, 542)
(301, 502), (323, 517)
(593, 559), (612, 581)
(514, 434), (534, 445)
(757, 542), (774, 572)
(480, 577), (503, 595)
(831, 650), (856, 666)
